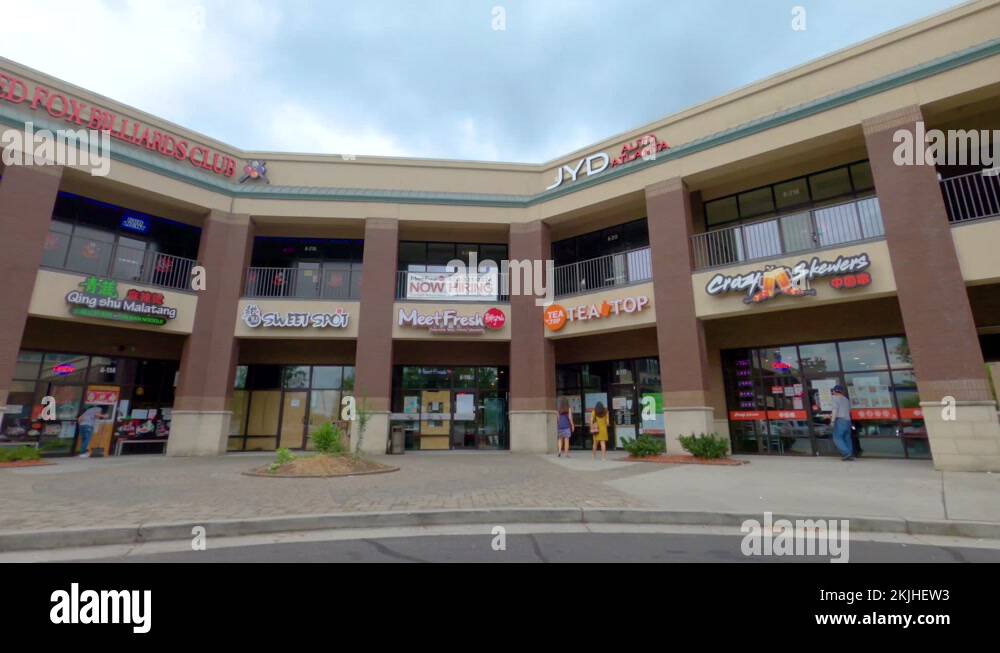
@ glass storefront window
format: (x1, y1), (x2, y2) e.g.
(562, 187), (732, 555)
(65, 225), (115, 276)
(14, 351), (43, 380)
(476, 367), (499, 391)
(88, 357), (126, 384)
(234, 365), (249, 389)
(611, 361), (635, 385)
(885, 337), (913, 369)
(738, 187), (774, 218)
(341, 367), (355, 392)
(282, 366), (310, 389)
(839, 339), (889, 372)
(40, 353), (90, 384)
(850, 161), (874, 191)
(454, 367), (477, 388)
(706, 196), (739, 227)
(798, 343), (840, 374)
(759, 346), (800, 377)
(774, 178), (809, 209)
(809, 167), (852, 201)
(41, 221), (73, 268)
(311, 366), (343, 390)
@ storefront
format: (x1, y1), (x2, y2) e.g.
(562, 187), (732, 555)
(228, 364), (356, 451)
(390, 366), (509, 450)
(722, 336), (929, 458)
(555, 357), (663, 449)
(0, 350), (178, 455)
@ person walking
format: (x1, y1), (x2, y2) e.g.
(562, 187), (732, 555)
(76, 405), (102, 458)
(556, 397), (574, 457)
(829, 385), (855, 461)
(590, 402), (610, 461)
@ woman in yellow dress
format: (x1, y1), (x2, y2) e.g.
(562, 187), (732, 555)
(590, 402), (610, 461)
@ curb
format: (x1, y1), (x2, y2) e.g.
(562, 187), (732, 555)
(2, 508), (1000, 552)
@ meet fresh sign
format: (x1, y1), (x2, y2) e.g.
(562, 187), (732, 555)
(398, 307), (506, 335)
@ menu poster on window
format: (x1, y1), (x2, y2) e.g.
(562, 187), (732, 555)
(403, 395), (420, 415)
(850, 376), (893, 408)
(811, 379), (837, 412)
(455, 393), (475, 420)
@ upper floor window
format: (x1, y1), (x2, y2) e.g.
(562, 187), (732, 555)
(245, 238), (364, 300)
(704, 160), (875, 230)
(42, 192), (201, 290)
(551, 218), (648, 267)
(397, 241), (508, 272)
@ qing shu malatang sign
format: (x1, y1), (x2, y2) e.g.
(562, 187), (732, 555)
(0, 72), (236, 177)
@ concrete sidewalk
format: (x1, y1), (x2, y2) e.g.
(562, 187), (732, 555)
(0, 451), (998, 548)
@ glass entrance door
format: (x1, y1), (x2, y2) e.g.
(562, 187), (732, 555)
(806, 374), (844, 456)
(451, 390), (477, 448)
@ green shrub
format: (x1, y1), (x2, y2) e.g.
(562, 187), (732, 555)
(0, 446), (42, 463)
(620, 435), (666, 458)
(678, 432), (729, 459)
(311, 422), (344, 455)
(268, 447), (296, 473)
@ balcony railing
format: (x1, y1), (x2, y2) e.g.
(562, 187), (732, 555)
(553, 246), (652, 297)
(940, 168), (1000, 224)
(691, 196), (884, 270)
(244, 266), (362, 299)
(44, 247), (197, 292)
(396, 270), (509, 302)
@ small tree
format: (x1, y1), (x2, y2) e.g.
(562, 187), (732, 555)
(351, 397), (373, 459)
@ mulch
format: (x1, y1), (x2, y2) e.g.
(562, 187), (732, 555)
(0, 460), (53, 469)
(625, 455), (748, 466)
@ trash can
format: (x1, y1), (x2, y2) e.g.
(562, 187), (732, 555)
(389, 424), (405, 455)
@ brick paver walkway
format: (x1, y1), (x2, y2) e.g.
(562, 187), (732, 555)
(0, 452), (651, 533)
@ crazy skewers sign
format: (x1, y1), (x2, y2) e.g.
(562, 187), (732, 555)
(704, 254), (872, 305)
(543, 295), (650, 332)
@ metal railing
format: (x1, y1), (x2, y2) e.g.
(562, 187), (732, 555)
(46, 244), (197, 292)
(396, 269), (509, 301)
(691, 196), (884, 270)
(553, 246), (652, 297)
(940, 168), (1000, 224)
(244, 266), (362, 299)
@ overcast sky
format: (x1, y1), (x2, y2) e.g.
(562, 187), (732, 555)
(1, 0), (966, 162)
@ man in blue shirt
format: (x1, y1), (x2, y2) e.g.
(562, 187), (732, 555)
(829, 385), (854, 461)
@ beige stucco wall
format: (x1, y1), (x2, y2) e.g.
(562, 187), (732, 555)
(692, 240), (897, 319)
(952, 218), (1000, 284)
(392, 301), (511, 341)
(28, 268), (197, 334)
(234, 298), (360, 338)
(544, 282), (655, 338)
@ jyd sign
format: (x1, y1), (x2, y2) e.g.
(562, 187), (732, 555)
(546, 134), (670, 190)
(705, 254), (872, 305)
(241, 304), (350, 329)
(65, 277), (178, 326)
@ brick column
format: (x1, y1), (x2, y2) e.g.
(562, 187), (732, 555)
(864, 105), (1000, 471)
(352, 218), (398, 454)
(645, 178), (719, 454)
(167, 210), (254, 456)
(0, 165), (63, 427)
(508, 221), (556, 453)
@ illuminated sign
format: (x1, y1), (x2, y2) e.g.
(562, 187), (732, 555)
(543, 296), (650, 332)
(240, 304), (349, 329)
(52, 364), (76, 376)
(65, 277), (178, 326)
(119, 214), (150, 234)
(546, 134), (670, 190)
(705, 254), (872, 304)
(398, 307), (506, 335)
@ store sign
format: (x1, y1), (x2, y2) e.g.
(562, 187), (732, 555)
(705, 254), (872, 305)
(85, 388), (119, 405)
(405, 271), (499, 301)
(65, 277), (178, 326)
(119, 214), (150, 234)
(240, 303), (350, 329)
(0, 73), (236, 177)
(398, 307), (506, 335)
(543, 296), (650, 332)
(546, 134), (670, 190)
